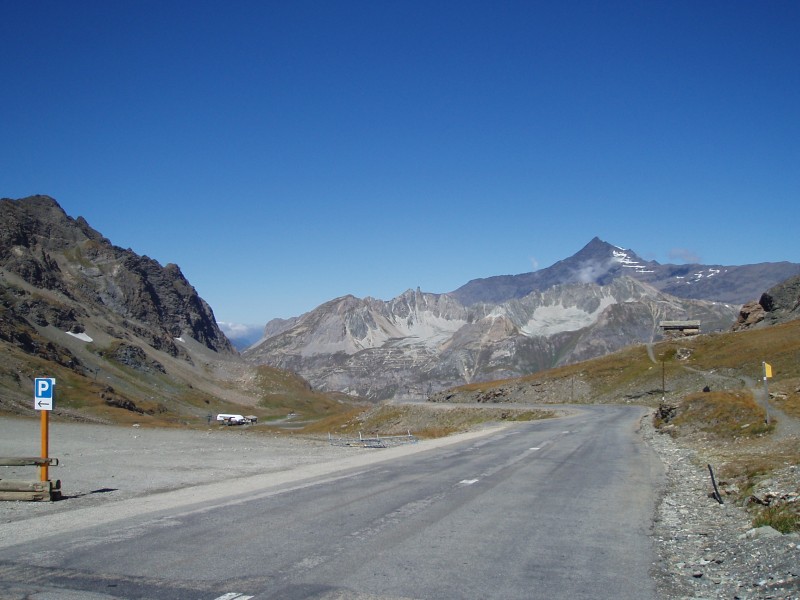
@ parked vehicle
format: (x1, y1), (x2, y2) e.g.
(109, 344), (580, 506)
(215, 413), (248, 425)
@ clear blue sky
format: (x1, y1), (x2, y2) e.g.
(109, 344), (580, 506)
(2, 1), (798, 326)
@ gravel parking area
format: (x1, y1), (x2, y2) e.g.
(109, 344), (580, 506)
(0, 416), (507, 529)
(0, 417), (364, 523)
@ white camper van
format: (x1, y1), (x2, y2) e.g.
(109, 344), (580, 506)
(216, 413), (247, 425)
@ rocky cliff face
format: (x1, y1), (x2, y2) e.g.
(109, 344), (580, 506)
(1, 195), (232, 355)
(733, 274), (800, 330)
(245, 278), (738, 401)
(0, 195), (241, 418)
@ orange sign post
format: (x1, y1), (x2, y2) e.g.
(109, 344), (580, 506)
(41, 410), (49, 481)
(34, 378), (55, 481)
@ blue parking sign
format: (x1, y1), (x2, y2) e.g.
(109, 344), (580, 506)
(34, 377), (55, 410)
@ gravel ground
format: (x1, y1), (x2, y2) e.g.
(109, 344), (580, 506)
(2, 414), (798, 599)
(0, 417), (509, 529)
(0, 417), (367, 523)
(641, 416), (800, 600)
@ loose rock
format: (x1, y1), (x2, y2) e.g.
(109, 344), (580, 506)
(643, 416), (800, 599)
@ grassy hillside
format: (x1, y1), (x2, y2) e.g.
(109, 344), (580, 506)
(0, 330), (365, 428)
(435, 319), (800, 408)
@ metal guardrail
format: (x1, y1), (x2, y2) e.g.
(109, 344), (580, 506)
(329, 431), (418, 448)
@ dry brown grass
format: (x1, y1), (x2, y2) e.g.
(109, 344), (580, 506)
(771, 377), (800, 419)
(564, 320), (798, 402)
(657, 388), (800, 533)
(289, 406), (370, 435)
(753, 504), (800, 534)
(718, 446), (800, 482)
(293, 403), (557, 439)
(254, 365), (363, 423)
(669, 391), (775, 438)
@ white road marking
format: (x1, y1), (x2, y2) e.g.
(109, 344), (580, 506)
(458, 479), (479, 486)
(529, 447), (541, 451)
(214, 594), (253, 600)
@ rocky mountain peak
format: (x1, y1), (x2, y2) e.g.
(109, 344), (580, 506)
(450, 238), (799, 307)
(570, 236), (621, 261)
(547, 237), (656, 285)
(448, 237), (658, 306)
(0, 195), (233, 355)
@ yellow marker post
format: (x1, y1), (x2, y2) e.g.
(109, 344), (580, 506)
(762, 362), (773, 425)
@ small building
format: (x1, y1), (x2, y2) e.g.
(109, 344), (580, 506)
(659, 320), (701, 337)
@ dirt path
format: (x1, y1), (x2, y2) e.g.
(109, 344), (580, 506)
(688, 369), (800, 440)
(646, 341), (800, 439)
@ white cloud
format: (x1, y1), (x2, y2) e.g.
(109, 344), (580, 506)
(668, 248), (701, 263)
(218, 322), (263, 338)
(574, 258), (613, 283)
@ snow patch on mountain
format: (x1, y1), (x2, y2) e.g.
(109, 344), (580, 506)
(521, 295), (617, 336)
(612, 248), (654, 274)
(66, 331), (93, 342)
(386, 311), (468, 348)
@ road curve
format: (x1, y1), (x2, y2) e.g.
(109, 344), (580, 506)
(0, 405), (663, 600)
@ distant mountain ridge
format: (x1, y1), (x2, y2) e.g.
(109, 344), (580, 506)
(450, 237), (800, 306)
(245, 237), (799, 401)
(245, 277), (739, 401)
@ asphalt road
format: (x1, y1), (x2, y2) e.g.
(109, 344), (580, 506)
(0, 405), (663, 600)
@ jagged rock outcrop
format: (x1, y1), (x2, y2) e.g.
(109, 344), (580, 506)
(733, 300), (767, 329)
(733, 274), (800, 330)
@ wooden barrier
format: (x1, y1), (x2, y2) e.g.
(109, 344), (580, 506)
(0, 457), (61, 501)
